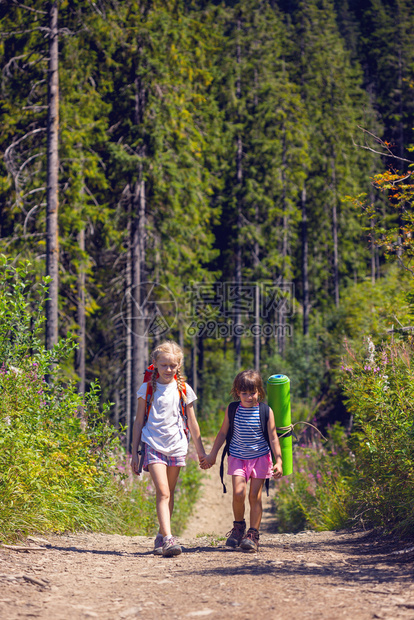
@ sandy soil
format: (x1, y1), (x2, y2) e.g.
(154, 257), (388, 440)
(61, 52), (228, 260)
(1, 458), (414, 620)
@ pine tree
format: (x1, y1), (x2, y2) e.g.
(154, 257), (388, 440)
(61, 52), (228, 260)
(210, 0), (307, 361)
(284, 0), (377, 315)
(347, 0), (414, 160)
(87, 0), (221, 444)
(45, 0), (59, 351)
(1, 0), (115, 388)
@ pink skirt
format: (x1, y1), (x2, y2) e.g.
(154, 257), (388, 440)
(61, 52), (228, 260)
(228, 452), (273, 480)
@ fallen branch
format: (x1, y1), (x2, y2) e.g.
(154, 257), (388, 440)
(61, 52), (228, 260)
(27, 536), (51, 546)
(1, 544), (46, 551)
(386, 546), (414, 556)
(22, 574), (49, 588)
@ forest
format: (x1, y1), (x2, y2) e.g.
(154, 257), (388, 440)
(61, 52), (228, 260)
(1, 0), (414, 537)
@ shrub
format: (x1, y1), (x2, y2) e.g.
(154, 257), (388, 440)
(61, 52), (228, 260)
(341, 337), (414, 534)
(274, 423), (355, 532)
(0, 258), (201, 540)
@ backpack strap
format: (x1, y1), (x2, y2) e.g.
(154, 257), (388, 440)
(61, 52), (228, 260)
(178, 383), (188, 438)
(219, 401), (239, 493)
(259, 402), (271, 497)
(137, 381), (154, 475)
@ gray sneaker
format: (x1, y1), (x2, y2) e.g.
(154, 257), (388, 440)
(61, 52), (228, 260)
(162, 536), (182, 558)
(153, 533), (163, 556)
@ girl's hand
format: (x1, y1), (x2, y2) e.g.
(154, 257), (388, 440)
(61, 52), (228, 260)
(131, 453), (140, 476)
(272, 460), (283, 479)
(204, 453), (216, 467)
(198, 454), (209, 469)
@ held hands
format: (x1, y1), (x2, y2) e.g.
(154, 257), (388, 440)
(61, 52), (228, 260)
(204, 453), (216, 467)
(198, 453), (210, 469)
(198, 452), (215, 469)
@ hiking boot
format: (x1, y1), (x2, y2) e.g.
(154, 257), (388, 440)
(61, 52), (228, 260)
(162, 536), (182, 558)
(225, 520), (246, 548)
(240, 527), (260, 552)
(153, 533), (164, 556)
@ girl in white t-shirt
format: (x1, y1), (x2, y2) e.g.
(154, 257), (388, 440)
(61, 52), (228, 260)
(131, 340), (207, 557)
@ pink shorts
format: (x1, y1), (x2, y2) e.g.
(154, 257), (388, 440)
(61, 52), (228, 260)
(228, 452), (273, 480)
(142, 443), (186, 472)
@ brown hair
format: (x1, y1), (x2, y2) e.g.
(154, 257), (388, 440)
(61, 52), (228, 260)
(151, 340), (187, 403)
(230, 369), (266, 401)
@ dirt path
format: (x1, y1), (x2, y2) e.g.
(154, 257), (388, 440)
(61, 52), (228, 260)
(182, 450), (276, 538)
(1, 459), (414, 620)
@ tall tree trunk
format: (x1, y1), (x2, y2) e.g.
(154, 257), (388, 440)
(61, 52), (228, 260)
(125, 226), (132, 449)
(191, 337), (198, 395)
(254, 283), (260, 371)
(375, 240), (380, 281)
(253, 69), (260, 371)
(130, 168), (147, 451)
(370, 191), (376, 285)
(76, 228), (86, 395)
(302, 184), (309, 336)
(235, 139), (242, 369)
(45, 1), (59, 350)
(331, 156), (339, 308)
(113, 387), (120, 430)
(253, 203), (260, 371)
(197, 335), (204, 403)
(234, 18), (242, 369)
(396, 3), (405, 161)
(278, 134), (288, 357)
(128, 73), (148, 452)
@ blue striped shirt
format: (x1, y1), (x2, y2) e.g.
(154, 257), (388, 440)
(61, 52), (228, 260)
(229, 404), (270, 460)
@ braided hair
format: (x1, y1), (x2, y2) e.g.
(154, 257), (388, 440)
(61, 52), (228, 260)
(151, 340), (187, 403)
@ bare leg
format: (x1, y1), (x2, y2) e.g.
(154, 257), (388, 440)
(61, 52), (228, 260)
(166, 466), (181, 520)
(148, 464), (181, 537)
(248, 478), (265, 530)
(232, 475), (247, 522)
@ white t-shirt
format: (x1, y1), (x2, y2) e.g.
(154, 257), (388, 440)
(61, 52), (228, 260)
(137, 380), (197, 457)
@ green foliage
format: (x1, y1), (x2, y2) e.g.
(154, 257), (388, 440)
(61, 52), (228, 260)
(341, 337), (414, 534)
(274, 424), (355, 532)
(287, 0), (377, 308)
(262, 333), (327, 404)
(212, 0), (307, 284)
(197, 347), (237, 434)
(2, 2), (413, 543)
(336, 265), (413, 341)
(0, 261), (115, 538)
(0, 260), (200, 540)
(346, 0), (414, 159)
(355, 159), (414, 277)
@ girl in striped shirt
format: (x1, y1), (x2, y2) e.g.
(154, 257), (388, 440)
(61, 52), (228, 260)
(202, 370), (283, 552)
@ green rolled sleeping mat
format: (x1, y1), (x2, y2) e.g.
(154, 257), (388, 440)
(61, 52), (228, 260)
(267, 374), (293, 476)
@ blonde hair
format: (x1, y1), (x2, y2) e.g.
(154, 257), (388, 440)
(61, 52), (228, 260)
(151, 340), (187, 403)
(230, 369), (266, 401)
